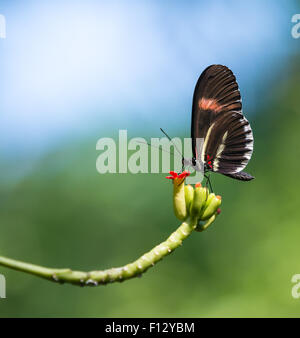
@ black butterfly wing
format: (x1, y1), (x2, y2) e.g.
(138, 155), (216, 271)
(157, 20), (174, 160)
(191, 64), (254, 180)
(205, 111), (254, 176)
(191, 64), (242, 161)
(223, 171), (254, 181)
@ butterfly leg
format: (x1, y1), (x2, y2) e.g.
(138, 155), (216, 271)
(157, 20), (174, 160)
(204, 174), (209, 200)
(204, 173), (214, 200)
(207, 174), (214, 194)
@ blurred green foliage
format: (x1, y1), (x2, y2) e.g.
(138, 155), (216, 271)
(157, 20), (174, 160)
(0, 61), (300, 318)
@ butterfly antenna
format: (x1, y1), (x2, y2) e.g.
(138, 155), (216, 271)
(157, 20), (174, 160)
(135, 140), (175, 156)
(160, 128), (183, 160)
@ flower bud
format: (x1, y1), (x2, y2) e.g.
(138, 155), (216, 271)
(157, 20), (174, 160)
(195, 214), (216, 232)
(201, 195), (222, 221)
(173, 178), (187, 221)
(166, 171), (191, 221)
(190, 186), (208, 219)
(184, 184), (194, 215)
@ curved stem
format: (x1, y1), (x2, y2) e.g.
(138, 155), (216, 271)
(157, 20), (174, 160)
(0, 218), (198, 287)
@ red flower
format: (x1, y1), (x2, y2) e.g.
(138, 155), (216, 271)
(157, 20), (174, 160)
(166, 171), (190, 180)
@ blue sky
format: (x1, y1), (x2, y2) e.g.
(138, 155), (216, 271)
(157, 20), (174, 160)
(0, 0), (299, 159)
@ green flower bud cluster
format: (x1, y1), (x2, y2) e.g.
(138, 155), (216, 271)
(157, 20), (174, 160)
(167, 172), (221, 232)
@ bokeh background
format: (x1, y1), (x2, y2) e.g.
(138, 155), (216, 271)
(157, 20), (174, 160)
(0, 0), (300, 317)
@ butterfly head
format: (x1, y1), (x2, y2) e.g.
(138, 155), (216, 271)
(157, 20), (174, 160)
(183, 157), (203, 172)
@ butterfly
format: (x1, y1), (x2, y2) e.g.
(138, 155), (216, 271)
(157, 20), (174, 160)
(183, 64), (254, 182)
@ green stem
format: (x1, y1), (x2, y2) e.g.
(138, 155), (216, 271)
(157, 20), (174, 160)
(0, 218), (198, 287)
